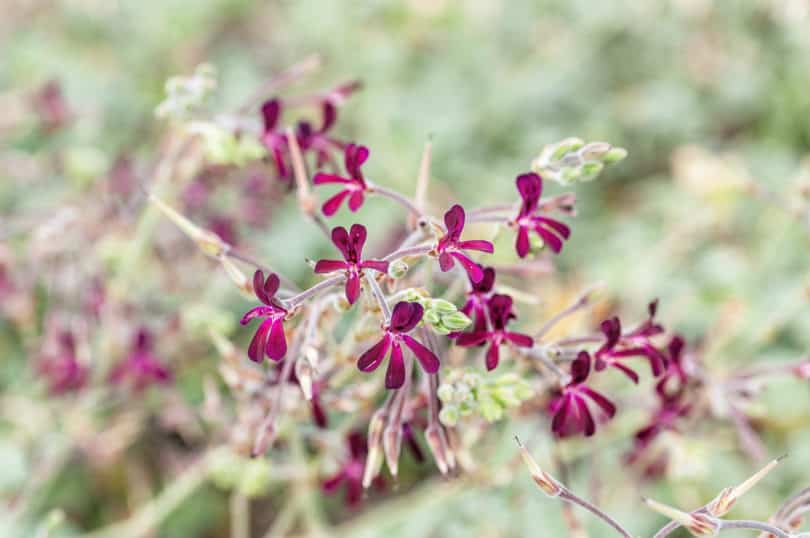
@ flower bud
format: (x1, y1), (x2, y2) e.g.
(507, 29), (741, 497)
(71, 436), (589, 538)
(437, 383), (454, 403)
(238, 458), (272, 498)
(602, 147), (628, 164)
(425, 423), (450, 475)
(430, 299), (457, 314)
(580, 161), (604, 180)
(478, 393), (503, 422)
(363, 409), (386, 488)
(442, 311), (472, 331)
(707, 455), (785, 517)
(295, 358), (313, 400)
(643, 498), (719, 536)
(580, 141), (612, 161)
(438, 405), (459, 427)
(383, 423), (403, 477)
(515, 437), (562, 497)
(423, 309), (441, 325)
(209, 447), (245, 489)
(462, 372), (481, 388)
(388, 260), (409, 279)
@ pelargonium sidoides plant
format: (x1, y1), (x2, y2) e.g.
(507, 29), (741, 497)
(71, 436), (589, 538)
(23, 58), (809, 536)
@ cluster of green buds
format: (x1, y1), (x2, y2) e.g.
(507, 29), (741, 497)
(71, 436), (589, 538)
(531, 137), (628, 185)
(437, 370), (533, 425)
(187, 121), (265, 166)
(155, 63), (218, 120)
(208, 447), (272, 498)
(400, 289), (471, 335)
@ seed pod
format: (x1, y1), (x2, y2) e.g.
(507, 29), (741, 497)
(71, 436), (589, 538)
(383, 422), (403, 477)
(643, 498), (719, 536)
(425, 423), (450, 475)
(362, 408), (387, 488)
(515, 437), (562, 497)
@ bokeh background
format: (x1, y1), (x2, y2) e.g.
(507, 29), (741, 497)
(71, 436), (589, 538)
(2, 0), (810, 536)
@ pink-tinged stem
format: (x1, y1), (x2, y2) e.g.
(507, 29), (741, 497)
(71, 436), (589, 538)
(535, 285), (597, 339)
(285, 275), (345, 309)
(467, 203), (517, 216)
(558, 490), (634, 538)
(226, 248), (300, 292)
(368, 182), (424, 217)
(382, 244), (433, 262)
(466, 214), (510, 224)
(719, 520), (792, 538)
(365, 273), (391, 322)
(522, 346), (571, 385)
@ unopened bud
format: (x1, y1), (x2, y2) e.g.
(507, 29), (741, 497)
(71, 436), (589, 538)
(149, 194), (228, 257)
(238, 458), (272, 498)
(363, 409), (387, 488)
(515, 437), (562, 497)
(430, 299), (457, 314)
(708, 455), (786, 516)
(383, 423), (403, 477)
(425, 424), (450, 475)
(643, 498), (719, 536)
(423, 310), (441, 325)
(438, 405), (459, 427)
(442, 311), (472, 330)
(550, 137), (585, 160)
(580, 161), (604, 179)
(388, 260), (409, 279)
(437, 384), (454, 403)
(295, 358), (313, 400)
(580, 141), (612, 160)
(602, 147), (628, 164)
(219, 255), (253, 297)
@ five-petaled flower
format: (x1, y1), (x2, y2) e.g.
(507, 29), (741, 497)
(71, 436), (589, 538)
(38, 330), (89, 395)
(513, 172), (571, 257)
(241, 270), (289, 362)
(455, 294), (534, 370)
(459, 265), (496, 333)
(295, 100), (344, 170)
(314, 224), (389, 305)
(109, 329), (173, 391)
(313, 144), (370, 216)
(357, 301), (440, 389)
(550, 351), (616, 437)
(593, 301), (668, 383)
(323, 431), (384, 507)
(260, 99), (291, 181)
(435, 204), (494, 283)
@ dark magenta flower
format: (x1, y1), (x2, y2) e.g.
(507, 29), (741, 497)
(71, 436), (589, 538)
(38, 331), (89, 395)
(656, 335), (689, 397)
(625, 388), (692, 476)
(550, 351), (616, 437)
(459, 266), (496, 333)
(322, 431), (380, 507)
(313, 144), (370, 216)
(455, 294), (534, 370)
(513, 173), (571, 257)
(593, 301), (668, 383)
(109, 329), (172, 391)
(260, 99), (291, 180)
(435, 204), (494, 283)
(314, 224), (389, 305)
(295, 101), (344, 170)
(241, 270), (289, 362)
(357, 301), (440, 389)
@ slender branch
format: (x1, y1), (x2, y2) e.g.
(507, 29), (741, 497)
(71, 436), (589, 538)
(368, 182), (424, 217)
(382, 244), (433, 262)
(558, 491), (633, 538)
(227, 248), (300, 292)
(535, 285), (598, 340)
(284, 275), (344, 309)
(365, 273), (391, 322)
(720, 520), (792, 538)
(522, 345), (571, 385)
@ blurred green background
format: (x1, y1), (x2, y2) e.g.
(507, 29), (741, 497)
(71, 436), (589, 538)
(2, 0), (810, 536)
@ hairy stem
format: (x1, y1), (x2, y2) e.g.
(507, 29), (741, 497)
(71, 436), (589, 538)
(365, 273), (391, 322)
(285, 275), (344, 309)
(368, 182), (424, 217)
(382, 244), (433, 262)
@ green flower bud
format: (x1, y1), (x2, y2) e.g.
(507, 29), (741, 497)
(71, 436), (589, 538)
(530, 234), (546, 253)
(209, 448), (246, 490)
(388, 260), (409, 279)
(437, 384), (454, 403)
(439, 405), (459, 427)
(478, 394), (504, 422)
(429, 321), (451, 335)
(561, 166), (582, 183)
(453, 383), (472, 403)
(580, 141), (612, 160)
(430, 299), (457, 314)
(493, 386), (521, 408)
(238, 458), (272, 498)
(581, 161), (604, 180)
(423, 310), (441, 325)
(458, 400), (476, 416)
(462, 372), (481, 388)
(441, 311), (472, 331)
(495, 372), (521, 386)
(514, 382), (534, 401)
(602, 147), (628, 164)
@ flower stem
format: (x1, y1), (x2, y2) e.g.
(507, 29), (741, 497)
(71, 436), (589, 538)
(382, 244), (433, 262)
(285, 275), (344, 309)
(368, 182), (424, 217)
(365, 273), (391, 322)
(558, 490), (634, 538)
(535, 284), (598, 339)
(719, 519), (792, 537)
